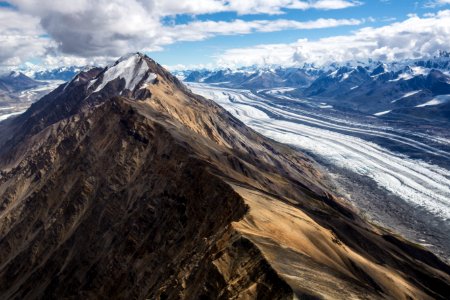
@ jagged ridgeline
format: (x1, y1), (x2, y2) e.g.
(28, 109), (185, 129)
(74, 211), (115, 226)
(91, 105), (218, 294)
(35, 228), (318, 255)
(0, 53), (449, 299)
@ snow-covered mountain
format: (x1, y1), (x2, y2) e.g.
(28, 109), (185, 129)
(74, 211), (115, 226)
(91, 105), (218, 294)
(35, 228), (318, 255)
(0, 71), (45, 92)
(84, 52), (157, 98)
(293, 61), (450, 121)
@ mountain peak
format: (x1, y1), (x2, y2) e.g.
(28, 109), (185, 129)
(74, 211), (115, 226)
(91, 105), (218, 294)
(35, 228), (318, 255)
(8, 70), (22, 78)
(3, 70), (29, 79)
(114, 52), (147, 63)
(87, 52), (158, 96)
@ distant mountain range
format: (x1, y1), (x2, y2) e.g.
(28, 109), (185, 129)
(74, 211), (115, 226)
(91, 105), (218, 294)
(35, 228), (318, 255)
(181, 66), (320, 89)
(294, 62), (450, 121)
(182, 52), (450, 122)
(10, 51), (450, 123)
(31, 66), (83, 81)
(0, 71), (45, 93)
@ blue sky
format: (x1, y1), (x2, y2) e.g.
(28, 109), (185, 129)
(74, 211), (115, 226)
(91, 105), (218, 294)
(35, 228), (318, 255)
(1, 0), (450, 71)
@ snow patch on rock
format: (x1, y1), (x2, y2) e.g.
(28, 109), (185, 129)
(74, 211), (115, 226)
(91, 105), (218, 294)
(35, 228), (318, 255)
(391, 90), (422, 103)
(415, 95), (450, 107)
(374, 110), (391, 116)
(90, 53), (156, 93)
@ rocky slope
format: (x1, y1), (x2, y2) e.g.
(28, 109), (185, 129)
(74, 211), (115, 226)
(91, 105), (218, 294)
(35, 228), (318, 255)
(0, 53), (449, 299)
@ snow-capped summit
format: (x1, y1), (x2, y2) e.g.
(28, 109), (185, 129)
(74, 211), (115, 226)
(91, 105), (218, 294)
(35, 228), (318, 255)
(9, 71), (21, 78)
(370, 63), (388, 76)
(87, 53), (157, 95)
(0, 70), (44, 92)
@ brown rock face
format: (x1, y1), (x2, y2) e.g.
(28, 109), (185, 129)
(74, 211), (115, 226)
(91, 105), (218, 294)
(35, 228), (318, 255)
(0, 53), (449, 299)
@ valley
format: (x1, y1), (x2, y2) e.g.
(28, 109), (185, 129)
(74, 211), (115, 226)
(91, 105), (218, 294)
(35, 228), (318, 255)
(0, 80), (65, 121)
(189, 82), (450, 261)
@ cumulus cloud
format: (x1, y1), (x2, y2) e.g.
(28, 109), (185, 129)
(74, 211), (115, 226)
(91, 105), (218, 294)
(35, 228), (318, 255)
(10, 0), (162, 57)
(215, 10), (450, 67)
(0, 8), (54, 68)
(0, 0), (363, 69)
(424, 0), (450, 8)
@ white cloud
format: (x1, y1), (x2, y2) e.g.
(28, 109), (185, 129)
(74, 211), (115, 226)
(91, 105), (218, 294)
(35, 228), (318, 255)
(215, 10), (450, 67)
(152, 0), (362, 15)
(0, 8), (54, 68)
(163, 18), (362, 43)
(1, 0), (363, 70)
(309, 0), (362, 10)
(425, 0), (450, 8)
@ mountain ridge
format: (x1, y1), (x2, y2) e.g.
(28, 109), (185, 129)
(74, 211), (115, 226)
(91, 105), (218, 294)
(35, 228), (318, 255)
(0, 53), (449, 299)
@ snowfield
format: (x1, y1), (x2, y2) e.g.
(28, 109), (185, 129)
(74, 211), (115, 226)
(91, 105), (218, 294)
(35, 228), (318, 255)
(391, 90), (422, 103)
(415, 95), (450, 107)
(373, 110), (391, 116)
(89, 53), (157, 93)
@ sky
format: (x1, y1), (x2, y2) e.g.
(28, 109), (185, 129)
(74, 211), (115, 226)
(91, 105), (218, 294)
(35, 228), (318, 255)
(1, 0), (450, 72)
